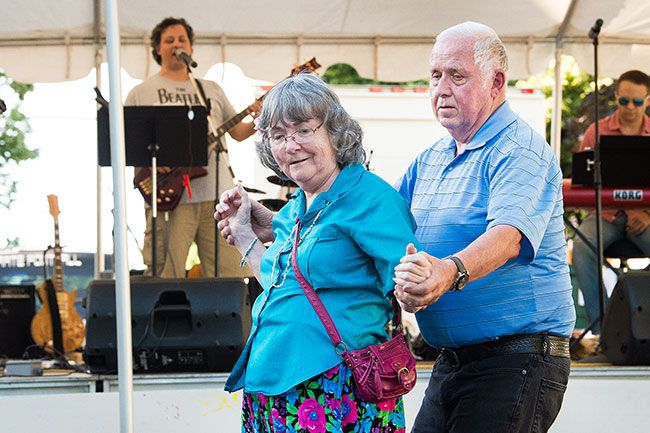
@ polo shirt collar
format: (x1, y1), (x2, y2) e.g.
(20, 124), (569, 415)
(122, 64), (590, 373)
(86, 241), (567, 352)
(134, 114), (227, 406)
(449, 101), (517, 153)
(606, 110), (622, 132)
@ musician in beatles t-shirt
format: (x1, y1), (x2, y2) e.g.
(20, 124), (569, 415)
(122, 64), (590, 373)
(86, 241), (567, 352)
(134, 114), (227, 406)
(125, 17), (260, 278)
(573, 69), (650, 334)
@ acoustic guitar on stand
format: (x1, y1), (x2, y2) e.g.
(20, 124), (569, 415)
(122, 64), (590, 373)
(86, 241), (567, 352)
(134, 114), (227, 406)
(31, 195), (85, 355)
(134, 57), (322, 211)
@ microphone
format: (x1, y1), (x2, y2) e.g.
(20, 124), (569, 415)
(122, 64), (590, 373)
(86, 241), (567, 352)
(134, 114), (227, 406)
(174, 48), (197, 68)
(0, 98), (6, 115)
(588, 18), (604, 40)
(93, 87), (109, 108)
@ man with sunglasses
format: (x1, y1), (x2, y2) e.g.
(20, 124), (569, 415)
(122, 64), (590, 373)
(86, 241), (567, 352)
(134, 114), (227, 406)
(573, 69), (650, 334)
(580, 70), (650, 150)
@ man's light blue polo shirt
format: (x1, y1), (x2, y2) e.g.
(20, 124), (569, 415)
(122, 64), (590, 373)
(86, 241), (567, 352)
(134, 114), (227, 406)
(397, 102), (575, 348)
(226, 163), (419, 395)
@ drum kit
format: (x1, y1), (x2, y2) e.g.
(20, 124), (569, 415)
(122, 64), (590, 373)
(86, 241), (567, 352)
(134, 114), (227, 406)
(246, 175), (297, 211)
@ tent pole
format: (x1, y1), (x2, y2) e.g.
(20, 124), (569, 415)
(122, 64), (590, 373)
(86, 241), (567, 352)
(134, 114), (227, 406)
(104, 0), (134, 432)
(550, 0), (577, 161)
(550, 43), (563, 161)
(94, 0), (104, 278)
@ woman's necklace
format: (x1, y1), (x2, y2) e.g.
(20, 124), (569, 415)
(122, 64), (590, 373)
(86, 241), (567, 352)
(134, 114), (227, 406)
(270, 208), (324, 288)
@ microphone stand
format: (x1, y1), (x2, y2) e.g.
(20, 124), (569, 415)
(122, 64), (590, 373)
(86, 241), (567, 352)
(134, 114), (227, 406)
(590, 20), (607, 336)
(186, 65), (222, 278)
(572, 19), (606, 350)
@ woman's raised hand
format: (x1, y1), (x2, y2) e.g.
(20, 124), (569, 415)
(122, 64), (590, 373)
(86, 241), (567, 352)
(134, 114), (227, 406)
(214, 184), (252, 246)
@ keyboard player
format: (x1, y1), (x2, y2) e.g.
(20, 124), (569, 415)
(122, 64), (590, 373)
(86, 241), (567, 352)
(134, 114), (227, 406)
(572, 70), (650, 334)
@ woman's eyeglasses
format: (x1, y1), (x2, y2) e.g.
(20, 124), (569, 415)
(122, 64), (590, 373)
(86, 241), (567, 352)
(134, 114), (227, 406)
(269, 122), (324, 148)
(618, 96), (646, 107)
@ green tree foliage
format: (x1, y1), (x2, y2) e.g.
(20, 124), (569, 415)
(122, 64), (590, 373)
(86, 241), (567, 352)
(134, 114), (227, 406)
(0, 71), (37, 209)
(322, 63), (428, 86)
(322, 64), (374, 84)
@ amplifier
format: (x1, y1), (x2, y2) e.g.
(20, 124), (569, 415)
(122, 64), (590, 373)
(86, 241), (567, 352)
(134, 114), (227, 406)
(0, 284), (36, 358)
(84, 277), (251, 373)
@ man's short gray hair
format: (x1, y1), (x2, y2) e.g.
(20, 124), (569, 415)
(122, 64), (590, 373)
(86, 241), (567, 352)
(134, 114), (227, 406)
(255, 73), (365, 179)
(435, 21), (508, 82)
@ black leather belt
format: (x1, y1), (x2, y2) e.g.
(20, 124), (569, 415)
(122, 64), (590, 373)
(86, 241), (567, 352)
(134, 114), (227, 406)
(438, 334), (570, 368)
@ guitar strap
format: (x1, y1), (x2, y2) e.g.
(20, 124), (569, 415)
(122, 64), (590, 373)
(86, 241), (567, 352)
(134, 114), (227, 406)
(40, 249), (64, 355)
(44, 279), (64, 355)
(194, 78), (212, 113)
(195, 78), (228, 156)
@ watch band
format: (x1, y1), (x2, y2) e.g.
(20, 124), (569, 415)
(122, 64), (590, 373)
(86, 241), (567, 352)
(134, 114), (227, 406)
(446, 255), (469, 291)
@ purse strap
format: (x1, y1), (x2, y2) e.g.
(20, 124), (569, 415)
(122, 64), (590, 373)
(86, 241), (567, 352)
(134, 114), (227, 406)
(290, 217), (403, 353)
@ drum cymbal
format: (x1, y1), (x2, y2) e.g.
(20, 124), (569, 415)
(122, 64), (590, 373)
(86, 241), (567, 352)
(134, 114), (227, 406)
(267, 175), (298, 188)
(243, 186), (266, 194)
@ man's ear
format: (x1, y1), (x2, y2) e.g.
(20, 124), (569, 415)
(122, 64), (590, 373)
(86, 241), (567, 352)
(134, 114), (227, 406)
(492, 70), (506, 97)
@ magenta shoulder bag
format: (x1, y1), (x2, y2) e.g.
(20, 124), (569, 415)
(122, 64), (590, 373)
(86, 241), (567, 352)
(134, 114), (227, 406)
(291, 218), (417, 403)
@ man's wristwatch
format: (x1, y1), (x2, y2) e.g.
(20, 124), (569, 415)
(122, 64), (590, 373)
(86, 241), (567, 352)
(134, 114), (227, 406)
(446, 255), (469, 291)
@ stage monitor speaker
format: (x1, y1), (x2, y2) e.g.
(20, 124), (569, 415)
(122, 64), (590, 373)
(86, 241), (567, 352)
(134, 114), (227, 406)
(601, 271), (650, 365)
(84, 277), (251, 373)
(0, 284), (35, 358)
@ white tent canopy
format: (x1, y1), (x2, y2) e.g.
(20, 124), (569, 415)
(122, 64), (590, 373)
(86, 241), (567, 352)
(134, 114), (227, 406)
(4, 3), (650, 432)
(3, 0), (650, 84)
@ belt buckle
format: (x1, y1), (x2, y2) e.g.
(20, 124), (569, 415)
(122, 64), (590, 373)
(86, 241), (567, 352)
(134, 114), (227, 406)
(440, 348), (461, 368)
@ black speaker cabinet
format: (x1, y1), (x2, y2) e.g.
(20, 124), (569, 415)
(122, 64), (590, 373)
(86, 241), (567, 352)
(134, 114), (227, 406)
(0, 284), (35, 358)
(601, 272), (650, 365)
(84, 277), (251, 373)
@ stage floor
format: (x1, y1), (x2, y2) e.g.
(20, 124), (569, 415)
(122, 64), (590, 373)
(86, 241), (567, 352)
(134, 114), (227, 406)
(1, 362), (649, 433)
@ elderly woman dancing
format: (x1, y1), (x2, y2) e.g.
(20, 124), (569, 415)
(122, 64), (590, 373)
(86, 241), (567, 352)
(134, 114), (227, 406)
(215, 73), (419, 433)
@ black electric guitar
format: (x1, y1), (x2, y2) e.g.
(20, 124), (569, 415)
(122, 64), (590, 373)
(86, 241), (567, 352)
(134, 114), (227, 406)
(134, 58), (321, 211)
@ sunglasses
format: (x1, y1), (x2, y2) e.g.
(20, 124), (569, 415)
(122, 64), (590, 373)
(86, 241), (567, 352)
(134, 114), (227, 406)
(617, 96), (646, 107)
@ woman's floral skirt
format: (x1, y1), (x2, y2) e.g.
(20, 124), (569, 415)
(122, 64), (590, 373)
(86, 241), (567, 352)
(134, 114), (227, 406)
(241, 362), (406, 433)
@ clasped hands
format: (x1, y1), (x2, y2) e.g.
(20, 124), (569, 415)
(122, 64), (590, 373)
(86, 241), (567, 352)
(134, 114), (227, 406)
(393, 244), (458, 313)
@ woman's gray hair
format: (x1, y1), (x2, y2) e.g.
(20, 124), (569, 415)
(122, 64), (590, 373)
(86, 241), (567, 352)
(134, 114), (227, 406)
(435, 21), (508, 84)
(255, 73), (365, 179)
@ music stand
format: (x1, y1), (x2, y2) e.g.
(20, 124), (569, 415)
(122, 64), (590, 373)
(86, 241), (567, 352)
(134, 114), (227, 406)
(572, 136), (650, 187)
(97, 105), (208, 276)
(600, 136), (650, 186)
